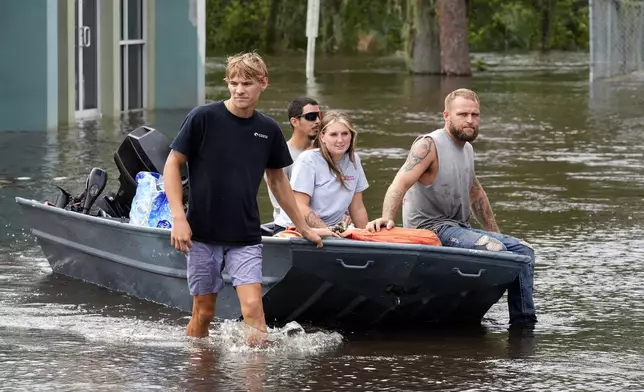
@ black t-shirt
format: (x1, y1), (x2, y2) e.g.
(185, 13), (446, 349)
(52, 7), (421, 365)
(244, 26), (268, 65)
(169, 100), (293, 245)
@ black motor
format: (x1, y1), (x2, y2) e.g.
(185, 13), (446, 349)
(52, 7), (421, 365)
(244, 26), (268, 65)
(51, 167), (108, 214)
(51, 126), (187, 218)
(95, 126), (188, 218)
(81, 167), (108, 214)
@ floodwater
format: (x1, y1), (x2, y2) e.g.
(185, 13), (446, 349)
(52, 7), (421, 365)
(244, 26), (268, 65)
(1, 52), (644, 391)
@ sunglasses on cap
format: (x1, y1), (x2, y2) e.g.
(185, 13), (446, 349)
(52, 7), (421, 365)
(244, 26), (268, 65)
(299, 111), (322, 121)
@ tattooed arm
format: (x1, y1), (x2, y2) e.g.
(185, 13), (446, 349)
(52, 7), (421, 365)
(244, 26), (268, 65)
(295, 192), (329, 228)
(265, 168), (335, 242)
(367, 136), (436, 232)
(469, 175), (500, 233)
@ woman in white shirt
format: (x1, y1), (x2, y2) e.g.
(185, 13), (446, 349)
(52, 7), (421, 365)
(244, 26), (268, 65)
(274, 110), (369, 232)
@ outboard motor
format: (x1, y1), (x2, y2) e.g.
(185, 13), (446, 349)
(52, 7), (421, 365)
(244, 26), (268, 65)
(81, 168), (108, 214)
(51, 185), (85, 212)
(95, 191), (123, 218)
(104, 126), (188, 217)
(70, 126), (189, 218)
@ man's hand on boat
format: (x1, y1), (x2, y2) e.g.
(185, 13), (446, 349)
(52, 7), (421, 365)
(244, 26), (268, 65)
(170, 216), (193, 253)
(366, 218), (395, 232)
(297, 226), (339, 248)
(313, 227), (341, 240)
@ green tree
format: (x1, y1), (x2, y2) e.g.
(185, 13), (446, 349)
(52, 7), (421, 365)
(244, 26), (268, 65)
(204, 0), (590, 56)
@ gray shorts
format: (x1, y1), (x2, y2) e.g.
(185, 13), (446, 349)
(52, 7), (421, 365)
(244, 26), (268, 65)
(186, 241), (263, 296)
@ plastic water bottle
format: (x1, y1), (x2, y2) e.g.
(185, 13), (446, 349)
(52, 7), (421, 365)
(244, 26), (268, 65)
(129, 172), (173, 229)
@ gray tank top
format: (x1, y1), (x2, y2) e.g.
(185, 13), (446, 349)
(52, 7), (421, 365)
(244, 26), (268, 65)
(402, 129), (475, 231)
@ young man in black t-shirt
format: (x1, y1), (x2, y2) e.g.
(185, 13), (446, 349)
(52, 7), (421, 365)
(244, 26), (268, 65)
(163, 52), (332, 343)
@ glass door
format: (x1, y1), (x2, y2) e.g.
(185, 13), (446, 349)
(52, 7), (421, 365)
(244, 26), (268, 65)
(120, 0), (145, 111)
(75, 0), (99, 118)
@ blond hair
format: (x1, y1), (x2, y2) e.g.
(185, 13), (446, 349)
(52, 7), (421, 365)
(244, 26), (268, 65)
(224, 51), (268, 82)
(316, 110), (358, 189)
(444, 88), (479, 110)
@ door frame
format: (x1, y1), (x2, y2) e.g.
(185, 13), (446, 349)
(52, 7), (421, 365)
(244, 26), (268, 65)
(75, 0), (101, 119)
(120, 0), (147, 112)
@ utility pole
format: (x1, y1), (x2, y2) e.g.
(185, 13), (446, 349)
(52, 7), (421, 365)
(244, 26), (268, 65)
(306, 0), (320, 82)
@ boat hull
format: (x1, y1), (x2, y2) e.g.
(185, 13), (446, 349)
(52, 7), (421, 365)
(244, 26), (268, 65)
(16, 197), (530, 327)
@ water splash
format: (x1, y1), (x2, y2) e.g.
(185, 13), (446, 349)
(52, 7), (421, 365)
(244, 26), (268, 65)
(204, 319), (344, 355)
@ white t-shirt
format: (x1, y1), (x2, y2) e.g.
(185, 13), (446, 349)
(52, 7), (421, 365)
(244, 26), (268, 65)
(267, 144), (304, 220)
(274, 149), (369, 228)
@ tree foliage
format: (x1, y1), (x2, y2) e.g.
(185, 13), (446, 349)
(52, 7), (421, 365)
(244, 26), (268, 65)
(467, 0), (589, 52)
(205, 0), (590, 56)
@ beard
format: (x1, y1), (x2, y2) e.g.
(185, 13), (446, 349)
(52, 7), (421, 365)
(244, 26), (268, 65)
(307, 126), (320, 141)
(449, 123), (479, 142)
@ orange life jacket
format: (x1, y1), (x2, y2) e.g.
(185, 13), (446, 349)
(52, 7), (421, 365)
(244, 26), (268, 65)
(273, 229), (303, 238)
(342, 227), (441, 246)
(276, 226), (441, 246)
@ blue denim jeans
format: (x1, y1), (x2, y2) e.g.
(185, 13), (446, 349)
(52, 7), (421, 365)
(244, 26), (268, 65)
(435, 225), (537, 325)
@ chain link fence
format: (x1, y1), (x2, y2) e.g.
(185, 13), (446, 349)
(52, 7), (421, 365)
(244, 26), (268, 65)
(590, 0), (644, 80)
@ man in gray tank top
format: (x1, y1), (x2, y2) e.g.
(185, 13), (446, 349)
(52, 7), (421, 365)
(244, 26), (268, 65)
(366, 88), (537, 327)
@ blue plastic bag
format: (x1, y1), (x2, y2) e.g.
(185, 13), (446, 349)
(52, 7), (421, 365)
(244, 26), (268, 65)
(129, 172), (173, 229)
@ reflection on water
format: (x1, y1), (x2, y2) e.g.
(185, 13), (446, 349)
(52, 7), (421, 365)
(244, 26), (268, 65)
(1, 52), (644, 391)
